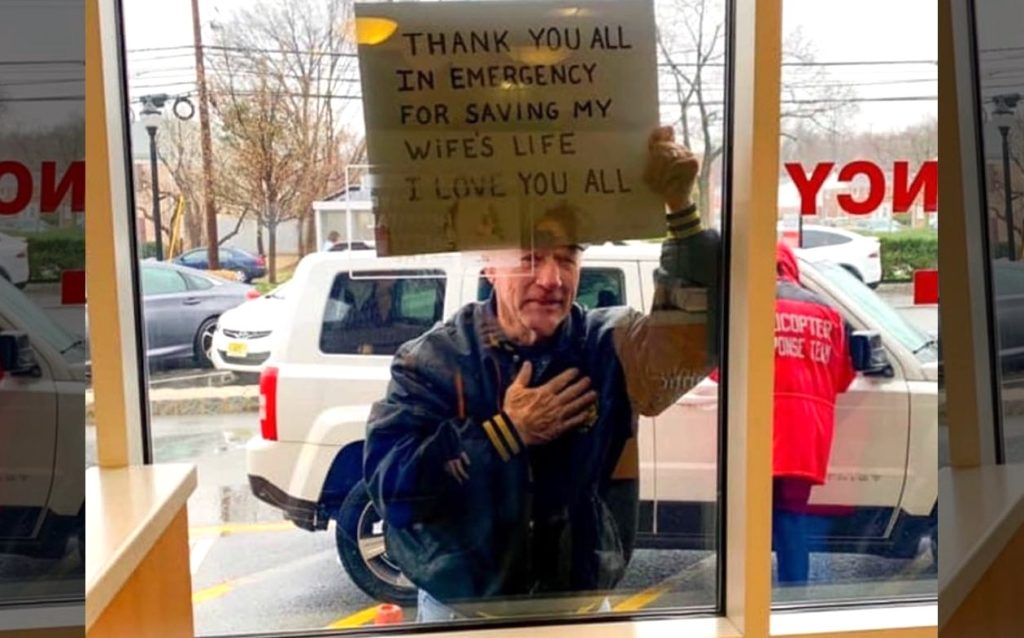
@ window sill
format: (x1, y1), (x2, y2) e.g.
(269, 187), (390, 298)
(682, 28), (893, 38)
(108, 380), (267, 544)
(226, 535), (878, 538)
(312, 607), (938, 638)
(84, 463), (197, 630)
(939, 463), (1024, 626)
(771, 604), (936, 637)
(0, 602), (83, 632)
(368, 616), (742, 638)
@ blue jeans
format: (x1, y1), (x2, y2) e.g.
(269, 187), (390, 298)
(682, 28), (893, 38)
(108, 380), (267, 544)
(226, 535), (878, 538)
(772, 477), (813, 585)
(416, 589), (460, 623)
(773, 508), (810, 584)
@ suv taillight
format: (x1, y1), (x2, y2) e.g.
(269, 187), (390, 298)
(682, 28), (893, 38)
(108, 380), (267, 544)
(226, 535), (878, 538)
(256, 254), (267, 267)
(259, 366), (279, 441)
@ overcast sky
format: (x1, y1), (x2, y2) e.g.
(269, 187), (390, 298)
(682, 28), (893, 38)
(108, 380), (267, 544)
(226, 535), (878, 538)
(117, 0), (936, 136)
(0, 0), (84, 131)
(0, 0), (937, 133)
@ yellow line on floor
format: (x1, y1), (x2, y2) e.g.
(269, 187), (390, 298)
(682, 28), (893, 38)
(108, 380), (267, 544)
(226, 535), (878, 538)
(325, 605), (381, 629)
(192, 582), (234, 604)
(613, 581), (673, 612)
(189, 521), (295, 537)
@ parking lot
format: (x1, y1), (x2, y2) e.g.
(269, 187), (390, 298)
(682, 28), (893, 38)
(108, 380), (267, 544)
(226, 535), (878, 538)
(143, 411), (936, 634)
(82, 285), (943, 633)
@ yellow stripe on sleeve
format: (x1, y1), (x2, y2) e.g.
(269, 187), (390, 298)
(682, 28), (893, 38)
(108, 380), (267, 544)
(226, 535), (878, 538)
(481, 420), (511, 462)
(493, 413), (521, 455)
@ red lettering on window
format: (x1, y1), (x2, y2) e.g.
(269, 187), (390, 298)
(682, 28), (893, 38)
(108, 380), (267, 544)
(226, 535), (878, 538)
(0, 162), (33, 216)
(41, 161), (85, 213)
(892, 160), (937, 213)
(785, 162), (834, 216)
(836, 161), (886, 215)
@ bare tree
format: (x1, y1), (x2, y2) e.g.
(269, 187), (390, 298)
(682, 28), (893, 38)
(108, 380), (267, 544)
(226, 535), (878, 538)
(207, 0), (360, 282)
(656, 0), (857, 223)
(0, 119), (84, 167)
(156, 118), (207, 249)
(984, 111), (1024, 258)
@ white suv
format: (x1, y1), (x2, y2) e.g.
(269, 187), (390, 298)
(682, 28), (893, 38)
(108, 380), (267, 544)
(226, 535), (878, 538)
(246, 245), (937, 603)
(0, 277), (86, 561)
(0, 231), (30, 288)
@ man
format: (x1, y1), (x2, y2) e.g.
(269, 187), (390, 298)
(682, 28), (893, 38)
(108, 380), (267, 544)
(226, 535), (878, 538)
(771, 242), (856, 584)
(322, 230), (341, 252)
(363, 127), (720, 619)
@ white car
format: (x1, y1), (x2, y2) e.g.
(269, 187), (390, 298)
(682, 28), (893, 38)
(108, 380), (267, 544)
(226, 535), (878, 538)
(0, 232), (30, 288)
(0, 276), (86, 560)
(210, 283), (290, 373)
(794, 225), (883, 287)
(246, 245), (937, 603)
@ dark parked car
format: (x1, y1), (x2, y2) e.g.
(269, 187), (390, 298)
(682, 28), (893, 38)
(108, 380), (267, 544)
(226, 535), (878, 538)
(173, 246), (267, 283)
(141, 262), (253, 368)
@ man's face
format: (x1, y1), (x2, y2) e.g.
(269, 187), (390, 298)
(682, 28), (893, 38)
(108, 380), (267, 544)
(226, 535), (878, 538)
(486, 246), (581, 342)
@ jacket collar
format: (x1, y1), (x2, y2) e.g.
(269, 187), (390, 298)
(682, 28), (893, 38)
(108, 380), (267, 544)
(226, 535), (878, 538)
(477, 295), (581, 356)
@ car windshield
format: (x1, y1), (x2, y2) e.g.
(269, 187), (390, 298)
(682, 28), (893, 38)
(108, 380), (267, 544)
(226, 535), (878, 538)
(0, 276), (81, 354)
(811, 260), (937, 363)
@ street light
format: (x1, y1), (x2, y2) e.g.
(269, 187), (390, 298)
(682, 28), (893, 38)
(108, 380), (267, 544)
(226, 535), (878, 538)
(140, 94), (169, 261)
(992, 93), (1021, 261)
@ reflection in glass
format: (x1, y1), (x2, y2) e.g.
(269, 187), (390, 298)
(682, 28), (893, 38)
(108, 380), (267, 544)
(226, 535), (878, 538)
(775, 0), (937, 604)
(975, 0), (1024, 463)
(0, 0), (86, 604)
(119, 0), (730, 632)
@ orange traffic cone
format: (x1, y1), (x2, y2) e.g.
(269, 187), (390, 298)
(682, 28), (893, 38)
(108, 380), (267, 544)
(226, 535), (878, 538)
(374, 603), (403, 625)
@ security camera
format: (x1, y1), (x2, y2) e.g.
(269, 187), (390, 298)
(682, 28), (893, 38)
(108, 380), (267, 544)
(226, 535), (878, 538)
(992, 93), (1021, 113)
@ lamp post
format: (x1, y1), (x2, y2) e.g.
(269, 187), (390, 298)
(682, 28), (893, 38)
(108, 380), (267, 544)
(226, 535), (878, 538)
(992, 93), (1021, 261)
(140, 94), (169, 261)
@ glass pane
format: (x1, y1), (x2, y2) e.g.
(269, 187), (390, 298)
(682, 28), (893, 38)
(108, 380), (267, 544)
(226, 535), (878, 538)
(802, 229), (851, 248)
(0, 0), (86, 604)
(577, 269), (626, 308)
(974, 0), (1024, 464)
(775, 0), (937, 605)
(142, 266), (189, 295)
(118, 0), (728, 632)
(185, 272), (215, 291)
(320, 270), (446, 355)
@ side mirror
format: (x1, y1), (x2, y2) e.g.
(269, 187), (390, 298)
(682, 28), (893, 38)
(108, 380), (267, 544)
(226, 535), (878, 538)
(0, 332), (42, 378)
(849, 330), (894, 378)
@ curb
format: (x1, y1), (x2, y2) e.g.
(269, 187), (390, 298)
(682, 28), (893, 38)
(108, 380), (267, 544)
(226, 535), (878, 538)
(86, 386), (259, 420)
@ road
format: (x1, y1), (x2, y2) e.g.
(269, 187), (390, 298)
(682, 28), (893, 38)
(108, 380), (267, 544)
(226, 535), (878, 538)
(127, 413), (937, 635)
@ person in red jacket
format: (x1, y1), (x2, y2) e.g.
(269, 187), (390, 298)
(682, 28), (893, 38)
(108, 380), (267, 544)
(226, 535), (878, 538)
(772, 242), (856, 584)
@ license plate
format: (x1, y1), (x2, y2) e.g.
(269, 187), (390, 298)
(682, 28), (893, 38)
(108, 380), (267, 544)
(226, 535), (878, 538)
(227, 341), (248, 357)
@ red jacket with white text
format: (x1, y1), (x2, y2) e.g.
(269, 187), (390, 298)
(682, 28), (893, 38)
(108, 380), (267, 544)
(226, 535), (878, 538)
(771, 243), (856, 484)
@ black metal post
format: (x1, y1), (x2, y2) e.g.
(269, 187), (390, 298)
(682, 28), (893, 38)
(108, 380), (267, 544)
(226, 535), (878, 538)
(147, 125), (163, 261)
(1000, 125), (1015, 261)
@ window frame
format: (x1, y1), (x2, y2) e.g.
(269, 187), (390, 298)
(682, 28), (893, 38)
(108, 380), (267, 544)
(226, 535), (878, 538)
(944, 0), (1003, 467)
(87, 0), (938, 634)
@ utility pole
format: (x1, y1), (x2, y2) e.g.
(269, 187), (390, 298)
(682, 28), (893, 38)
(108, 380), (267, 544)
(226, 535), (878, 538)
(192, 0), (220, 269)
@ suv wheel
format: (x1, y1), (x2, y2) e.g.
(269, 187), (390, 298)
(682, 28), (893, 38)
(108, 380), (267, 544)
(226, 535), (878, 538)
(336, 480), (417, 605)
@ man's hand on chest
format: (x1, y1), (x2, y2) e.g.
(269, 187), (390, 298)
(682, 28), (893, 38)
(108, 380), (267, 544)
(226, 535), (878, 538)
(502, 361), (599, 446)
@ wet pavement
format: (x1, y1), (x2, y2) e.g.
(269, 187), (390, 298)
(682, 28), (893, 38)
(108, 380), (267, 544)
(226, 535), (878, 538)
(137, 411), (935, 634)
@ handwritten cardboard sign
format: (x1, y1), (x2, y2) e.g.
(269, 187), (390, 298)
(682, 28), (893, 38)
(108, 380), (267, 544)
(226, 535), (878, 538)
(355, 0), (660, 256)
